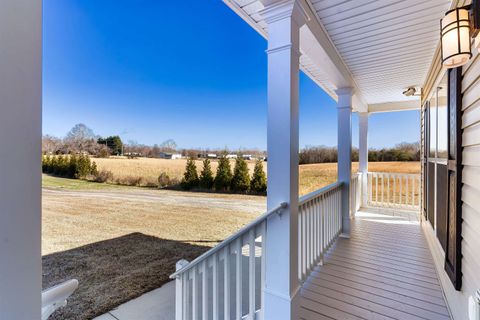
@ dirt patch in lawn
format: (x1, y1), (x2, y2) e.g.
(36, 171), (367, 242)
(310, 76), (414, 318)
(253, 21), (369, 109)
(43, 233), (209, 320)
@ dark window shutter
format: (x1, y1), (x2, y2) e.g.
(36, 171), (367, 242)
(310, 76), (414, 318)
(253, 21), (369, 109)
(444, 67), (463, 290)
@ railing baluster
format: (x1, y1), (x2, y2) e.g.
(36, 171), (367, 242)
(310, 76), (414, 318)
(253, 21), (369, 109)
(309, 202), (312, 270)
(182, 273), (188, 320)
(399, 175), (403, 205)
(212, 257), (218, 320)
(248, 229), (255, 319)
(260, 222), (266, 320)
(235, 239), (242, 320)
(298, 207), (302, 281)
(319, 194), (324, 265)
(202, 261), (208, 320)
(387, 173), (390, 206)
(315, 198), (319, 264)
(192, 267), (198, 320)
(371, 173), (374, 204)
(412, 177), (415, 207)
(405, 175), (409, 206)
(301, 205), (306, 280)
(224, 246), (230, 320)
(311, 201), (315, 267)
(381, 174), (384, 205)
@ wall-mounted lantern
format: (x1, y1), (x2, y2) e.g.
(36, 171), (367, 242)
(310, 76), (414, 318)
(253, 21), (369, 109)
(441, 1), (480, 68)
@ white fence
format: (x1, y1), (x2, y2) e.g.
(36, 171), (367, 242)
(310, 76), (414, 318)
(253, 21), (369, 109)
(367, 172), (421, 210)
(298, 182), (343, 282)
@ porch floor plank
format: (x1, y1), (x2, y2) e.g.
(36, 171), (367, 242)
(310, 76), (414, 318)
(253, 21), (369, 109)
(299, 210), (451, 320)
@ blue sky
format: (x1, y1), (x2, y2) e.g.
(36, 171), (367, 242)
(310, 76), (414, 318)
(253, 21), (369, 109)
(43, 0), (420, 150)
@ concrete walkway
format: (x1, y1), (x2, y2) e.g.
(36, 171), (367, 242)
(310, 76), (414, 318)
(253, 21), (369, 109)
(93, 281), (175, 320)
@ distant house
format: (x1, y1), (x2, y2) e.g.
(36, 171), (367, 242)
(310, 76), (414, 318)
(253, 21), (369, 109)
(198, 153), (217, 159)
(159, 152), (182, 160)
(124, 152), (142, 157)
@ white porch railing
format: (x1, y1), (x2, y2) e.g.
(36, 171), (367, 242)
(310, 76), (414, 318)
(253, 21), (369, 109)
(350, 173), (362, 216)
(171, 181), (347, 320)
(298, 182), (343, 282)
(367, 172), (421, 210)
(170, 202), (287, 320)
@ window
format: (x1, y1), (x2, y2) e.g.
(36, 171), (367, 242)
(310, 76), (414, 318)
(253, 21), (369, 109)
(429, 95), (437, 158)
(437, 85), (448, 158)
(429, 74), (448, 159)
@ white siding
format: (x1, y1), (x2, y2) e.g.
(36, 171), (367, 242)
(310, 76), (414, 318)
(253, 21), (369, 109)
(424, 40), (480, 320)
(458, 45), (480, 319)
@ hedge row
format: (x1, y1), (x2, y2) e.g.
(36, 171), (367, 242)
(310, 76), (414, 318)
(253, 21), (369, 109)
(42, 154), (98, 179)
(181, 157), (267, 194)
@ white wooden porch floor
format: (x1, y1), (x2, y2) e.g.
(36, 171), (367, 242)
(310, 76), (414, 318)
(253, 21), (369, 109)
(299, 210), (451, 320)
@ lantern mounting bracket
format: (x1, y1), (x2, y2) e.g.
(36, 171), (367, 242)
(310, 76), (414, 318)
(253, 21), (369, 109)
(456, 1), (479, 37)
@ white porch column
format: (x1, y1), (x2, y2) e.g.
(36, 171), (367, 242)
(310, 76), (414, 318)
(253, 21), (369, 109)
(358, 112), (369, 207)
(336, 88), (353, 237)
(261, 1), (307, 319)
(0, 0), (42, 319)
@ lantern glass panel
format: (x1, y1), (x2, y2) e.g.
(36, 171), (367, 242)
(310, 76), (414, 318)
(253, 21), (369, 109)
(441, 8), (472, 68)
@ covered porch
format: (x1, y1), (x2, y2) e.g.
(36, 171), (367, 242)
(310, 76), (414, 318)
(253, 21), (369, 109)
(0, 0), (461, 318)
(171, 0), (452, 319)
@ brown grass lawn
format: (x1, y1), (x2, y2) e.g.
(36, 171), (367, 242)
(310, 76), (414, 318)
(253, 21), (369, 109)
(42, 182), (266, 319)
(42, 161), (419, 319)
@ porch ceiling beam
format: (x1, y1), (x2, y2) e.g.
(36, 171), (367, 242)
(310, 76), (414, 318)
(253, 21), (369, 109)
(368, 100), (421, 113)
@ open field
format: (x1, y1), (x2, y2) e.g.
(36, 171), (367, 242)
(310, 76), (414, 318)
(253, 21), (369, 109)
(42, 161), (420, 319)
(94, 157), (261, 186)
(299, 161), (420, 195)
(93, 157), (419, 195)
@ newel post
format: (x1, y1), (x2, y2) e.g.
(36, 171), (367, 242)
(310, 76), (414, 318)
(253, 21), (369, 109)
(336, 87), (353, 237)
(174, 259), (189, 320)
(260, 0), (308, 319)
(359, 112), (369, 207)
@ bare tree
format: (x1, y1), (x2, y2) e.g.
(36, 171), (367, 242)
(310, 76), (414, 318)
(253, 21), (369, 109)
(65, 123), (96, 140)
(42, 135), (62, 154)
(160, 139), (177, 152)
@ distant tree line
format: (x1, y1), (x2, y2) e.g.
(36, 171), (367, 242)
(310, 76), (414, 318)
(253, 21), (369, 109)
(43, 124), (267, 159)
(181, 155), (267, 194)
(42, 123), (179, 158)
(299, 142), (420, 165)
(42, 124), (123, 157)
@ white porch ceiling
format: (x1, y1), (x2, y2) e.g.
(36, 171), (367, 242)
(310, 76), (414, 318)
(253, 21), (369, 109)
(223, 0), (452, 112)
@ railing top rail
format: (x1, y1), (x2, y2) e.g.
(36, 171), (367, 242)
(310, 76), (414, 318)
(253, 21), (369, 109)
(299, 181), (343, 206)
(170, 201), (288, 278)
(367, 171), (420, 177)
